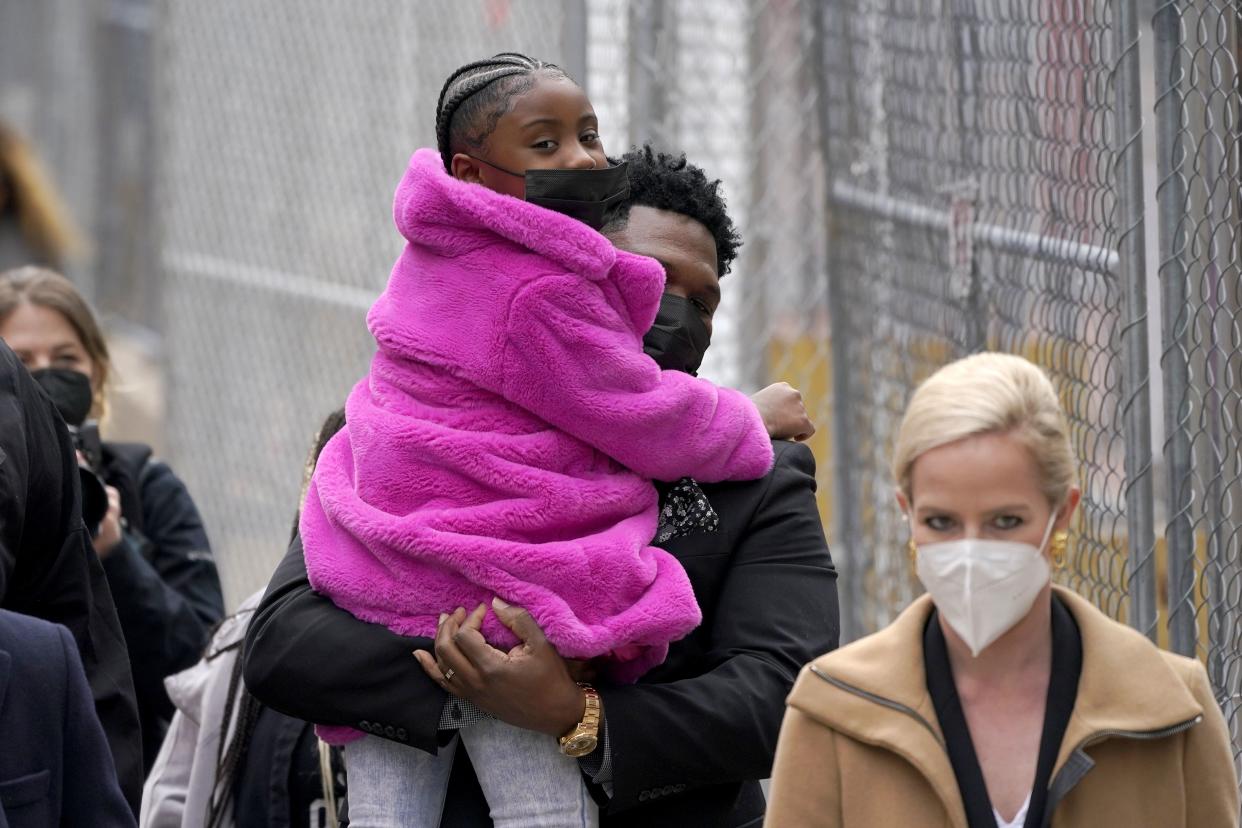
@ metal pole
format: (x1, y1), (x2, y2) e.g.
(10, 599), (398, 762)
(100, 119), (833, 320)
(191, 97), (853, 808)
(829, 182), (1121, 275)
(739, 3), (771, 394)
(946, 6), (984, 353)
(560, 0), (588, 94)
(811, 0), (862, 644)
(1113, 0), (1158, 639)
(628, 0), (672, 148)
(94, 0), (158, 323)
(1153, 0), (1197, 656)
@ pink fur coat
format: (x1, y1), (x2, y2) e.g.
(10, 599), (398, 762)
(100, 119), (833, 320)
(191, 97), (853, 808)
(302, 149), (773, 698)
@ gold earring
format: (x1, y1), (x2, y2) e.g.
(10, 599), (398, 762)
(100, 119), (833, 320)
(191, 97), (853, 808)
(1050, 530), (1069, 570)
(907, 537), (917, 562)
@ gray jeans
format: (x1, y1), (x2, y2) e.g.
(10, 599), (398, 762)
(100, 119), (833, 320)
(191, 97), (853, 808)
(344, 719), (600, 828)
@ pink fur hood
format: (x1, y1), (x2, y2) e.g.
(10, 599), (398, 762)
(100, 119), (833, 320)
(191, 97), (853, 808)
(302, 149), (773, 712)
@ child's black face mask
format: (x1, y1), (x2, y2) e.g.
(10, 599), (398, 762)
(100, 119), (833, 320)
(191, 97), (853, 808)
(469, 157), (630, 230)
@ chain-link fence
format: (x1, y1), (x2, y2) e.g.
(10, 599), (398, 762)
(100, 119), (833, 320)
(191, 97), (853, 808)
(1152, 0), (1242, 776)
(814, 0), (1242, 779)
(816, 0), (1144, 642)
(3, 0), (1242, 785)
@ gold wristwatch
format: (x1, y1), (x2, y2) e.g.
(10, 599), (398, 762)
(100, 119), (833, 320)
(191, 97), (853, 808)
(558, 683), (602, 757)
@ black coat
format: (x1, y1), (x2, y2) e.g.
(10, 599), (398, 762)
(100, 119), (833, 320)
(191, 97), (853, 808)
(99, 443), (225, 772)
(232, 705), (344, 828)
(0, 609), (135, 827)
(0, 340), (142, 814)
(244, 440), (839, 827)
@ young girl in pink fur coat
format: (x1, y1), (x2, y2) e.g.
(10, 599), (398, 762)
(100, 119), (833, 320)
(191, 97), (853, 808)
(301, 54), (808, 827)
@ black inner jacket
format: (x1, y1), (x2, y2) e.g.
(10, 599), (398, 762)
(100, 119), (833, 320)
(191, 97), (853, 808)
(924, 593), (1083, 828)
(234, 705), (342, 828)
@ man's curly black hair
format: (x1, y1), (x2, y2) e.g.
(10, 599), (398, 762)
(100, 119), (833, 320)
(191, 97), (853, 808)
(604, 146), (742, 276)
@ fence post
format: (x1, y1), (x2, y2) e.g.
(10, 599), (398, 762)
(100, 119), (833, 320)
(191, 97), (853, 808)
(1152, 0), (1197, 657)
(1112, 0), (1158, 639)
(810, 0), (862, 644)
(627, 0), (674, 148)
(93, 0), (159, 325)
(560, 0), (588, 95)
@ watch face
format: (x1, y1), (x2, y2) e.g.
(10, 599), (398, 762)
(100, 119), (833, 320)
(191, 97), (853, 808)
(563, 734), (598, 757)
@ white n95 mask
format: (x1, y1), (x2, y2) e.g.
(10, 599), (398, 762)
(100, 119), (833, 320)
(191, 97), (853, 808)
(913, 515), (1056, 657)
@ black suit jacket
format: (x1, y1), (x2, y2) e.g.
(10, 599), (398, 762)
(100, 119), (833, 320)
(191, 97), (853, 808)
(244, 441), (839, 826)
(0, 341), (142, 814)
(0, 609), (135, 827)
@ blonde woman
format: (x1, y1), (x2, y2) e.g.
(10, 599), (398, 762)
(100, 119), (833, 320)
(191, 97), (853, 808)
(765, 353), (1237, 827)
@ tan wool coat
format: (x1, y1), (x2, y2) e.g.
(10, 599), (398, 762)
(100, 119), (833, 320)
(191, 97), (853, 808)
(764, 587), (1239, 827)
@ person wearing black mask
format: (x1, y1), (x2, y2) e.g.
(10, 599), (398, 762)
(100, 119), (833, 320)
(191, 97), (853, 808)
(0, 267), (225, 778)
(0, 335), (143, 816)
(245, 146), (839, 827)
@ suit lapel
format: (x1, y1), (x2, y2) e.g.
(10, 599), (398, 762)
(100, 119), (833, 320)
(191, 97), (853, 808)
(0, 650), (10, 718)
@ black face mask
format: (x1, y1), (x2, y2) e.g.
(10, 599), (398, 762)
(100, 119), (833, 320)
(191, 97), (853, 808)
(30, 367), (93, 427)
(643, 293), (711, 376)
(29, 367), (106, 535)
(469, 157), (630, 230)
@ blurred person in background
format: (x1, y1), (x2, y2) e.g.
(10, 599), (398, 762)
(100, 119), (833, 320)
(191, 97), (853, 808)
(0, 335), (142, 815)
(0, 122), (85, 270)
(245, 145), (840, 828)
(142, 409), (349, 828)
(765, 353), (1238, 828)
(0, 266), (225, 775)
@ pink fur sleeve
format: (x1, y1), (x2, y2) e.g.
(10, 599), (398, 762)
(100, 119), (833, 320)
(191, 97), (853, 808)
(501, 273), (774, 483)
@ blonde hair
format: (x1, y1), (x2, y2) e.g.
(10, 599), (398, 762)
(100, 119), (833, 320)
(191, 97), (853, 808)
(892, 352), (1075, 506)
(0, 124), (86, 266)
(0, 266), (111, 417)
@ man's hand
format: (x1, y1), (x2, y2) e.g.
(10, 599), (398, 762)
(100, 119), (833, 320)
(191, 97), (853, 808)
(413, 598), (587, 738)
(751, 382), (815, 441)
(93, 484), (123, 559)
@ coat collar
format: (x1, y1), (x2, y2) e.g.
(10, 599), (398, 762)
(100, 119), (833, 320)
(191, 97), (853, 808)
(391, 148), (618, 282)
(1050, 588), (1203, 767)
(791, 586), (1205, 825)
(798, 592), (964, 825)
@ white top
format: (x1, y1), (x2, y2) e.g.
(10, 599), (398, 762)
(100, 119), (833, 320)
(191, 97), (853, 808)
(993, 792), (1032, 828)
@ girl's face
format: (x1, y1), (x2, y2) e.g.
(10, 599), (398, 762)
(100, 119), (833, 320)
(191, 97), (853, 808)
(897, 430), (1079, 559)
(452, 75), (608, 199)
(0, 301), (97, 388)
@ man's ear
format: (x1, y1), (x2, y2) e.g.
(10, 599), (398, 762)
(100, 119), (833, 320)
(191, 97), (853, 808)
(450, 153), (483, 184)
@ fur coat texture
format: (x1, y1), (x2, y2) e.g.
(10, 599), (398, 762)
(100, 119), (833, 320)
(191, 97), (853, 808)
(302, 149), (773, 700)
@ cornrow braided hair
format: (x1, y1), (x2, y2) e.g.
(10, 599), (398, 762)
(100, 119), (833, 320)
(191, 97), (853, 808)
(435, 52), (570, 171)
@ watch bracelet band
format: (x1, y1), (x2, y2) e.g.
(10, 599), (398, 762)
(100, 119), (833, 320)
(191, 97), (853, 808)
(559, 682), (601, 745)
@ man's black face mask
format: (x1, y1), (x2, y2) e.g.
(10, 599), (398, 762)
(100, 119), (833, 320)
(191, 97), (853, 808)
(643, 293), (711, 376)
(468, 156), (630, 230)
